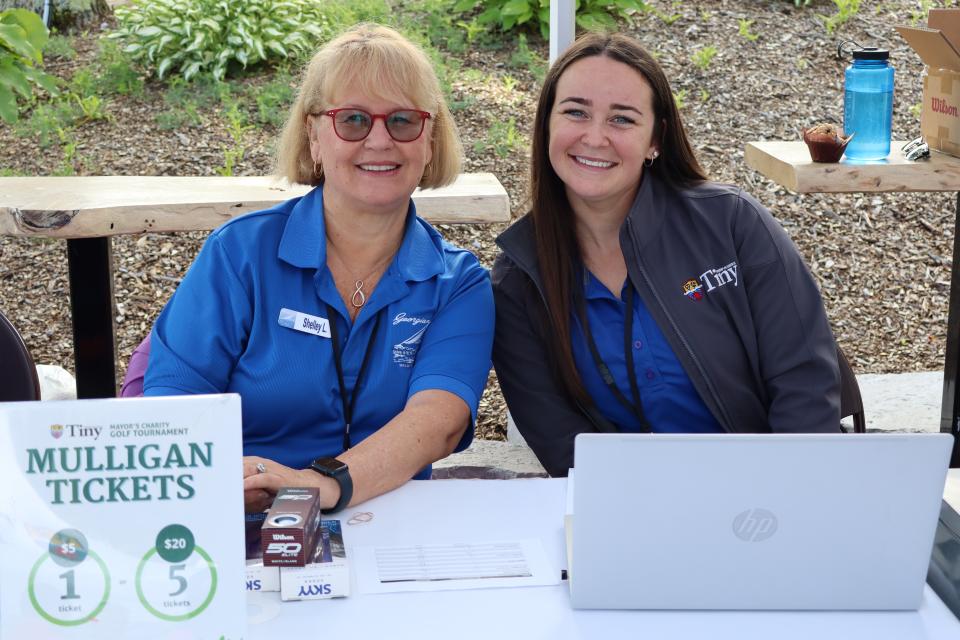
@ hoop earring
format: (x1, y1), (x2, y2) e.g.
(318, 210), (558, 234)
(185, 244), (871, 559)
(644, 157), (655, 168)
(313, 161), (323, 180)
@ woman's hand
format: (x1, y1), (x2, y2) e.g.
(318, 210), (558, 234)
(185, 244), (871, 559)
(242, 455), (340, 512)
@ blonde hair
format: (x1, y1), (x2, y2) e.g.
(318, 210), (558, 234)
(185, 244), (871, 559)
(275, 23), (461, 189)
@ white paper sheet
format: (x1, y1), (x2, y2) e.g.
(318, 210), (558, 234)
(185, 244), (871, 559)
(353, 539), (559, 593)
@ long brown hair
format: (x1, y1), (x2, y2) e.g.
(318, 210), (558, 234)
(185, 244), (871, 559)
(529, 32), (707, 404)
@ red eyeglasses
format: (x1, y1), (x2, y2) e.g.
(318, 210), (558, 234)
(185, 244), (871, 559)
(319, 108), (432, 142)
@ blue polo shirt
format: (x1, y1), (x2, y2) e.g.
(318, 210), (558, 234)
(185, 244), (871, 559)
(571, 272), (723, 433)
(144, 186), (494, 479)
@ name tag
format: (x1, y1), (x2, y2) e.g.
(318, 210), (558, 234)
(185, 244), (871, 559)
(278, 308), (331, 338)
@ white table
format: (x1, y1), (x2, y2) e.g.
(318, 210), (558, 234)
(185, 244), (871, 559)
(248, 474), (960, 639)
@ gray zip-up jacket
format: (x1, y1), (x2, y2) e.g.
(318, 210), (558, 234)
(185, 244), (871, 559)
(492, 173), (841, 477)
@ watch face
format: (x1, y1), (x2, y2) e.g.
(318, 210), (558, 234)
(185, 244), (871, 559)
(312, 457), (347, 474)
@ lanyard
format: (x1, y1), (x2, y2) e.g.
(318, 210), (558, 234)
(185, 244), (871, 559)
(575, 282), (652, 433)
(326, 304), (383, 451)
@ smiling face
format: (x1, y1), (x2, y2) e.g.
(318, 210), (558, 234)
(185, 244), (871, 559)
(548, 55), (659, 219)
(307, 91), (433, 218)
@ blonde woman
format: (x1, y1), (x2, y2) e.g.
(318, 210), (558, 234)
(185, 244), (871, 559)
(144, 25), (494, 513)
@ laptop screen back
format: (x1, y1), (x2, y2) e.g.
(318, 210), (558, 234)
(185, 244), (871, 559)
(569, 433), (952, 610)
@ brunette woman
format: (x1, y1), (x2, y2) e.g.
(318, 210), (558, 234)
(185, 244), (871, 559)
(492, 33), (840, 477)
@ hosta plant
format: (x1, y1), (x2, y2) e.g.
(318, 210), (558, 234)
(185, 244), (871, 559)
(454, 0), (649, 38)
(110, 0), (331, 81)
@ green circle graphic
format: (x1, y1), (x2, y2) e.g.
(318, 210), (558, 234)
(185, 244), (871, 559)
(155, 523), (195, 563)
(28, 551), (111, 626)
(135, 545), (218, 621)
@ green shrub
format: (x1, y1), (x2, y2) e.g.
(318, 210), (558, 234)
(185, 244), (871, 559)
(738, 18), (759, 41)
(251, 73), (296, 127)
(455, 0), (650, 38)
(14, 100), (76, 147)
(819, 0), (860, 34)
(44, 34), (76, 60)
(110, 0), (333, 81)
(96, 39), (145, 96)
(0, 9), (59, 123)
(473, 116), (523, 159)
(691, 45), (717, 71)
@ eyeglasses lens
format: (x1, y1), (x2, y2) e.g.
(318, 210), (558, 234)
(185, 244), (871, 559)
(332, 110), (425, 142)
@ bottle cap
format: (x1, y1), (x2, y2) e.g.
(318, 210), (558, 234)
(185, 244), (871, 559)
(837, 40), (890, 61)
(851, 46), (889, 60)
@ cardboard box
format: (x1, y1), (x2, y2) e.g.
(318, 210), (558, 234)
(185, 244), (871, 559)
(261, 487), (323, 567)
(244, 511), (280, 591)
(899, 9), (960, 157)
(246, 559), (281, 593)
(280, 520), (350, 601)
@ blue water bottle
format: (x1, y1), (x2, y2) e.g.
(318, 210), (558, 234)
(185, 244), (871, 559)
(840, 41), (894, 161)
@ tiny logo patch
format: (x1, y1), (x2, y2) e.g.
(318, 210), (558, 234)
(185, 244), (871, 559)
(682, 278), (703, 301)
(50, 424), (63, 439)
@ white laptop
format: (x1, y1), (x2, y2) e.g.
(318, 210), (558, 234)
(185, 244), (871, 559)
(566, 432), (953, 610)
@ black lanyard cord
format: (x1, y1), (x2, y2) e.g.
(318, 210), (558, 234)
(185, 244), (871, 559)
(326, 304), (383, 452)
(574, 281), (652, 433)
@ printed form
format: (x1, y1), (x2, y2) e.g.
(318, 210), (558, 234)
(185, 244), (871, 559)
(353, 539), (558, 593)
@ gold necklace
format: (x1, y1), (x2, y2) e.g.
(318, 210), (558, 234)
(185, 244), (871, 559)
(328, 244), (396, 309)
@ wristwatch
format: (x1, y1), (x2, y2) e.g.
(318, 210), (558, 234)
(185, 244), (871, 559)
(309, 456), (353, 514)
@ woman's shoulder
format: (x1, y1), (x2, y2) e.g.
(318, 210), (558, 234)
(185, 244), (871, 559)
(669, 180), (771, 224)
(210, 196), (301, 246)
(410, 216), (489, 287)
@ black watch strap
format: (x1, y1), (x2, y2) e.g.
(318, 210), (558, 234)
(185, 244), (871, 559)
(309, 457), (353, 514)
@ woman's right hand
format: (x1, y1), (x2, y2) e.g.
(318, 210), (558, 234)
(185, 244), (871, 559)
(242, 457), (276, 513)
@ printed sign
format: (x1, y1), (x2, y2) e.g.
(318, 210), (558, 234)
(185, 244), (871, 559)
(0, 394), (245, 640)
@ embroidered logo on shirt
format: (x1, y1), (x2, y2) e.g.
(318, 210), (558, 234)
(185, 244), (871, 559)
(392, 317), (431, 368)
(392, 312), (431, 327)
(700, 261), (738, 291)
(682, 279), (704, 301)
(278, 307), (331, 338)
(682, 261), (739, 301)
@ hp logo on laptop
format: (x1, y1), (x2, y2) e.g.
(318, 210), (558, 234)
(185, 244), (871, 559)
(732, 508), (778, 542)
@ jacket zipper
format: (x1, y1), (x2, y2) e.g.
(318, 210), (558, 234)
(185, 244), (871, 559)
(625, 217), (738, 433)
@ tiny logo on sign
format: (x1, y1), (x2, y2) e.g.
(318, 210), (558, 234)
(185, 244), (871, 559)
(732, 508), (778, 542)
(49, 424), (63, 439)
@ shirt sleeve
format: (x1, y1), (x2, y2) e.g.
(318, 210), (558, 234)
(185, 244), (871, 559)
(735, 191), (841, 433)
(144, 232), (252, 396)
(406, 253), (494, 452)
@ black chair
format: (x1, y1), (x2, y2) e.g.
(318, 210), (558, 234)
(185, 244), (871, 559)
(0, 310), (40, 401)
(837, 345), (865, 433)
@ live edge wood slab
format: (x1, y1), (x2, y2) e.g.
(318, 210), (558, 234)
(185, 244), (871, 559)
(744, 141), (960, 193)
(0, 172), (510, 239)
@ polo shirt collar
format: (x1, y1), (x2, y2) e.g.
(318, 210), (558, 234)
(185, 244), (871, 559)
(278, 185), (445, 282)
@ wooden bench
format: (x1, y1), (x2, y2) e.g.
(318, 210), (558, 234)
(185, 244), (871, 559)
(0, 173), (510, 398)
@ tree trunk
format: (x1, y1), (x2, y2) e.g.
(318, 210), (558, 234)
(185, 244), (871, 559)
(0, 0), (113, 32)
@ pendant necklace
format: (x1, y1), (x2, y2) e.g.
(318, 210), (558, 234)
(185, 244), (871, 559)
(328, 244), (396, 309)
